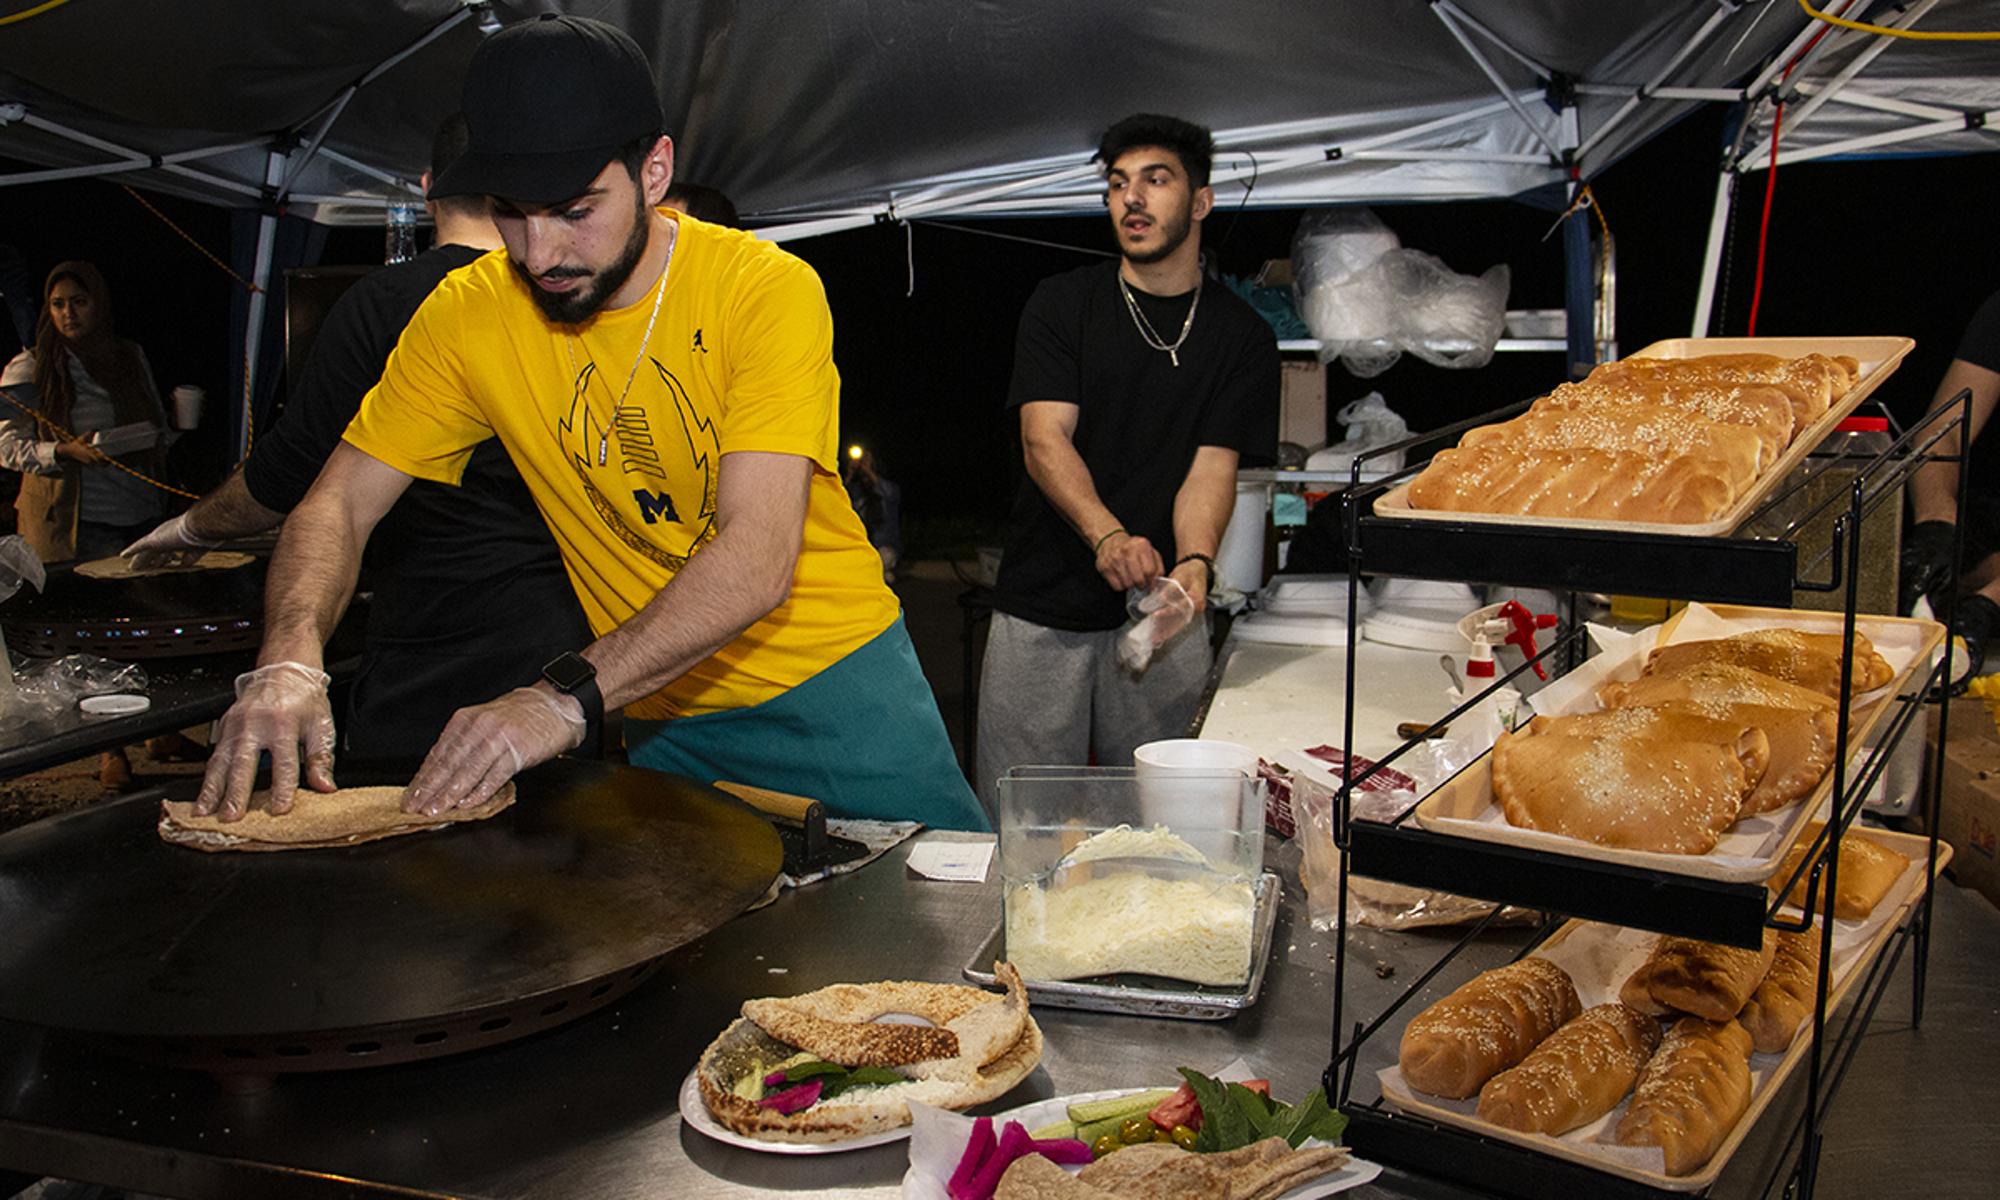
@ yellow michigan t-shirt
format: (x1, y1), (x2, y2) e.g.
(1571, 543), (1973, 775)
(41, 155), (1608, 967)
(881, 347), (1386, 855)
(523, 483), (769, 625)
(344, 211), (898, 720)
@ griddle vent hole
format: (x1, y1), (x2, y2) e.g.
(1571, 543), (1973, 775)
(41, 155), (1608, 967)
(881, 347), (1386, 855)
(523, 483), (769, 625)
(588, 981), (614, 998)
(540, 1001), (568, 1016)
(275, 1045), (310, 1057)
(413, 1030), (448, 1045)
(344, 1040), (382, 1055)
(477, 1017), (511, 1032)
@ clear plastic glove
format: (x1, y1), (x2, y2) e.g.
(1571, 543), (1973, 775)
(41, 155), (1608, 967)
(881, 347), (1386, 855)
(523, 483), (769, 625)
(122, 512), (219, 570)
(194, 661), (336, 822)
(403, 686), (585, 816)
(1117, 576), (1196, 673)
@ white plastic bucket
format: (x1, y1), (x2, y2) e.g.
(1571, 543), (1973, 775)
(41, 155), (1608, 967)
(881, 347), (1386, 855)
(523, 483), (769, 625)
(1215, 481), (1270, 594)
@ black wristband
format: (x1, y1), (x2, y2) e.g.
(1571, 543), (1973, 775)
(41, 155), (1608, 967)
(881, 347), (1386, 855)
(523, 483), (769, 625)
(1174, 552), (1216, 594)
(540, 651), (603, 757)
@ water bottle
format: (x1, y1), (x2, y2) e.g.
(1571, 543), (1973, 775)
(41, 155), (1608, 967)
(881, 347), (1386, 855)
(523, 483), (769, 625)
(385, 201), (418, 264)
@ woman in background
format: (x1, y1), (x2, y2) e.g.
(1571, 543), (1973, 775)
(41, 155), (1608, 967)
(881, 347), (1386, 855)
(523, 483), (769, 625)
(0, 260), (168, 562)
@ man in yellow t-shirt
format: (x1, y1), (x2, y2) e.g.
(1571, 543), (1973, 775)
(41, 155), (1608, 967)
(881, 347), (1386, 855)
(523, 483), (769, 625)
(192, 15), (983, 831)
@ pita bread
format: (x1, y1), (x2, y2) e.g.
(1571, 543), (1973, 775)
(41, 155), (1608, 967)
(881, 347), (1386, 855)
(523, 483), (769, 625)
(1075, 1137), (1352, 1200)
(158, 783), (515, 852)
(695, 966), (1041, 1144)
(76, 550), (255, 580)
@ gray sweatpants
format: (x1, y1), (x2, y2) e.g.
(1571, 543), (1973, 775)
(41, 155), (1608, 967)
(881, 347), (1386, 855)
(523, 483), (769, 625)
(974, 610), (1214, 819)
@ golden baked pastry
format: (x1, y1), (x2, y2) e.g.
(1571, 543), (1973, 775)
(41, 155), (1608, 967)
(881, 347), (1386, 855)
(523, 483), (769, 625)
(1738, 928), (1822, 1053)
(1475, 1003), (1662, 1135)
(1458, 404), (1767, 492)
(1597, 665), (1838, 814)
(1643, 628), (1893, 699)
(1528, 706), (1771, 795)
(1773, 822), (1908, 919)
(1595, 353), (1857, 438)
(1399, 956), (1582, 1099)
(1613, 1017), (1756, 1176)
(1491, 723), (1764, 854)
(1618, 928), (1778, 1022)
(1408, 444), (1738, 525)
(1534, 377), (1794, 469)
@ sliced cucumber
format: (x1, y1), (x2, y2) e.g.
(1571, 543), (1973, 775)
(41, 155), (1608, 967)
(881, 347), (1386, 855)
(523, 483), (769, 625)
(1029, 1119), (1076, 1141)
(1067, 1088), (1176, 1126)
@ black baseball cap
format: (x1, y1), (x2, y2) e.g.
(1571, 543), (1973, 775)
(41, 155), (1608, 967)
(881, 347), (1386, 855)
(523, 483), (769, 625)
(430, 14), (664, 204)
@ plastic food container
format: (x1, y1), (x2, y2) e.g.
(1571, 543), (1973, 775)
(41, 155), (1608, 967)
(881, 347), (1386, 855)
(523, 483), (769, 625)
(995, 766), (1264, 987)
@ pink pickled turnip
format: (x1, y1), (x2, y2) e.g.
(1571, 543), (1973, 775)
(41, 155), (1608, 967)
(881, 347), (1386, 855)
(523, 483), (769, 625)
(963, 1121), (1036, 1199)
(945, 1116), (996, 1200)
(763, 1070), (788, 1087)
(756, 1078), (823, 1114)
(1027, 1137), (1093, 1165)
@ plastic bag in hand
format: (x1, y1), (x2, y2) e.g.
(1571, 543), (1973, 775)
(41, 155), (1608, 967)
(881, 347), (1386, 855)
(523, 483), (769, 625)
(1117, 577), (1196, 673)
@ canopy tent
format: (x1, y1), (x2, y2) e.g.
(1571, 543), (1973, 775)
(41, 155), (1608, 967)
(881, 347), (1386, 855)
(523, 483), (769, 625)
(2, 1), (1996, 451)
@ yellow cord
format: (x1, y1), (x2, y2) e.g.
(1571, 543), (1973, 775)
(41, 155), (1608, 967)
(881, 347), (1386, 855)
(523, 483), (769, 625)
(0, 0), (75, 28)
(1797, 0), (2000, 40)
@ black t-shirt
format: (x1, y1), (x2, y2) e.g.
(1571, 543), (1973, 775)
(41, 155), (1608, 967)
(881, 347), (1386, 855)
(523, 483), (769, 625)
(243, 244), (592, 656)
(1954, 290), (2000, 487)
(994, 264), (1279, 631)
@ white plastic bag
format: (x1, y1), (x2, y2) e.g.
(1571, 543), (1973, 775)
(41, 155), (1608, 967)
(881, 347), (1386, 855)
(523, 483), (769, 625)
(1292, 209), (1510, 377)
(1117, 577), (1195, 673)
(1387, 251), (1510, 370)
(1304, 393), (1411, 478)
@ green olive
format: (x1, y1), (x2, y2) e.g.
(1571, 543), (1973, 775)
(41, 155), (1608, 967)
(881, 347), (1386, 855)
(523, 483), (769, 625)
(1171, 1124), (1198, 1150)
(1119, 1117), (1153, 1144)
(1092, 1133), (1121, 1159)
(1151, 1126), (1173, 1143)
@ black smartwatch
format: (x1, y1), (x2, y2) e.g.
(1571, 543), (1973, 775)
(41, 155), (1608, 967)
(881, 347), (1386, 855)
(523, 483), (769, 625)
(540, 651), (603, 757)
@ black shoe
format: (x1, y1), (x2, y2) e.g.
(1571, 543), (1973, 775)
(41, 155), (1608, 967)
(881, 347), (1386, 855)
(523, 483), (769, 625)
(1950, 594), (2000, 687)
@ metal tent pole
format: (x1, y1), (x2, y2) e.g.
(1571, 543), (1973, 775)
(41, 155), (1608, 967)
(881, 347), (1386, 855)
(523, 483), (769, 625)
(236, 149), (288, 462)
(1691, 166), (1737, 336)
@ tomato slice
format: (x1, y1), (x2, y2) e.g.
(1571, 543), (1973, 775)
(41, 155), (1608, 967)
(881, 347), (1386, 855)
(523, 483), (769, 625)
(1241, 1079), (1271, 1098)
(1148, 1082), (1202, 1131)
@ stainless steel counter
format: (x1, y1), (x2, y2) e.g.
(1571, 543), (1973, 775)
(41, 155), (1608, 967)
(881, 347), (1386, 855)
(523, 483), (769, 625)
(0, 829), (1994, 1199)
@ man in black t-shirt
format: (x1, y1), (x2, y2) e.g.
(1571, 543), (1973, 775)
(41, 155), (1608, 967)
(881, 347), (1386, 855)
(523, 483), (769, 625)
(1902, 290), (2000, 671)
(974, 113), (1278, 812)
(123, 116), (592, 761)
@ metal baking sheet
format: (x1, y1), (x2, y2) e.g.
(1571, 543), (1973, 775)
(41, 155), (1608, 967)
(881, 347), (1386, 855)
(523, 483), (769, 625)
(1412, 606), (1944, 884)
(1371, 335), (1916, 538)
(1378, 827), (1948, 1193)
(962, 871), (1280, 1020)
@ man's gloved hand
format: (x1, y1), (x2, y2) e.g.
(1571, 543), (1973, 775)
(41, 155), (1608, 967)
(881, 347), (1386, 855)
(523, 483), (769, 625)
(193, 662), (337, 822)
(1952, 593), (2000, 685)
(402, 686), (586, 817)
(1899, 519), (1959, 617)
(122, 512), (219, 570)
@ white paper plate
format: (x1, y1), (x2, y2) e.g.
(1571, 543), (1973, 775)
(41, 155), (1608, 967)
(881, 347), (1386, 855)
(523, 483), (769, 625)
(79, 693), (150, 716)
(677, 1068), (915, 1155)
(900, 1087), (1381, 1199)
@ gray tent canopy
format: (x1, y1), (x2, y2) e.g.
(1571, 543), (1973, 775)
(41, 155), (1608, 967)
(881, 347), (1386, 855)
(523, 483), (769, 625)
(3, 1), (1997, 448)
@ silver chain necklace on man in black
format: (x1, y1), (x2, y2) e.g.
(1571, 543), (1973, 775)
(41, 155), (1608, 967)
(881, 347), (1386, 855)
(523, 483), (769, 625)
(1118, 272), (1200, 367)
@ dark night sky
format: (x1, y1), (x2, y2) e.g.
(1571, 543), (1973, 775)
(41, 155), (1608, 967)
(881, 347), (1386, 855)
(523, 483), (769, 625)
(3, 105), (1994, 543)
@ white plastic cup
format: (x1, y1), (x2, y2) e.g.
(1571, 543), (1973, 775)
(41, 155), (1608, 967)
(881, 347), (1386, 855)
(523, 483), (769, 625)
(171, 385), (205, 430)
(1133, 738), (1259, 860)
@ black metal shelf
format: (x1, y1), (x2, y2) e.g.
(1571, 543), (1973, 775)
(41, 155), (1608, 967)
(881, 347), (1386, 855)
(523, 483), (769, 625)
(1320, 388), (1972, 1200)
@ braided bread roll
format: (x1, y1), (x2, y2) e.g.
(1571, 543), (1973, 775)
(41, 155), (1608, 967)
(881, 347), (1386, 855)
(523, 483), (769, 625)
(1533, 377), (1794, 468)
(1475, 1003), (1662, 1135)
(1457, 405), (1767, 492)
(1399, 956), (1582, 1099)
(1407, 444), (1738, 525)
(1618, 927), (1777, 1022)
(1613, 1017), (1756, 1176)
(1737, 928), (1822, 1053)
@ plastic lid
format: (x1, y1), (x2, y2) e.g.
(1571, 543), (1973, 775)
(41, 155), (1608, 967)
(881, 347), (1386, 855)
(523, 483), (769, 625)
(79, 693), (150, 716)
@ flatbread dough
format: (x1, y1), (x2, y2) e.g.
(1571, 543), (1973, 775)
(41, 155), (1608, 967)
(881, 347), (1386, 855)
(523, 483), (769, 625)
(77, 550), (256, 580)
(158, 783), (515, 852)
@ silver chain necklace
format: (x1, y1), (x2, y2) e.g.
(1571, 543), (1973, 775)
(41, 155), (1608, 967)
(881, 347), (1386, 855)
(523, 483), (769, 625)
(1118, 272), (1200, 367)
(563, 219), (675, 466)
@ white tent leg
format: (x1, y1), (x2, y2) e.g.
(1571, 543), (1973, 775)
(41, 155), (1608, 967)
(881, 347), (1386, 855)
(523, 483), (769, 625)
(1692, 167), (1736, 337)
(237, 150), (288, 462)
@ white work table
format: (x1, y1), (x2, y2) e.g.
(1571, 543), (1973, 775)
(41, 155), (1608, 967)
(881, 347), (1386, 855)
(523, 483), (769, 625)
(1196, 636), (1459, 763)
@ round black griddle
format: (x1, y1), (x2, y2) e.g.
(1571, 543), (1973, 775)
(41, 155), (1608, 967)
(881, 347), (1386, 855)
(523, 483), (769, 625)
(0, 758), (782, 1074)
(1, 556), (267, 658)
